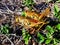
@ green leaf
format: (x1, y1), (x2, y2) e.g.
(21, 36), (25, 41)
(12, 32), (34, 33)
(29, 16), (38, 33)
(57, 15), (60, 19)
(54, 4), (60, 20)
(40, 39), (45, 43)
(23, 0), (34, 10)
(53, 38), (57, 45)
(37, 32), (44, 39)
(21, 11), (25, 17)
(54, 4), (59, 13)
(45, 25), (54, 34)
(46, 33), (52, 38)
(0, 25), (9, 34)
(25, 39), (29, 45)
(45, 39), (51, 44)
(37, 32), (45, 43)
(22, 29), (31, 45)
(56, 24), (60, 30)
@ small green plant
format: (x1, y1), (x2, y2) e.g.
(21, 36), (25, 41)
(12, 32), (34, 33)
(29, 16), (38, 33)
(45, 25), (55, 45)
(45, 25), (60, 45)
(0, 25), (9, 34)
(37, 32), (45, 44)
(21, 11), (26, 16)
(23, 0), (34, 10)
(56, 24), (60, 30)
(54, 4), (60, 21)
(54, 4), (59, 15)
(37, 31), (52, 45)
(45, 25), (55, 34)
(22, 29), (31, 45)
(36, 24), (60, 45)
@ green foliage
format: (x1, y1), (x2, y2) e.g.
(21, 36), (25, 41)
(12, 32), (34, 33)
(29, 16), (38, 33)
(45, 25), (54, 34)
(46, 32), (52, 38)
(45, 26), (53, 44)
(23, 0), (34, 6)
(36, 25), (55, 44)
(54, 4), (59, 13)
(0, 25), (9, 34)
(37, 32), (45, 43)
(45, 38), (51, 44)
(45, 24), (60, 45)
(39, 24), (60, 45)
(53, 39), (57, 45)
(21, 11), (25, 16)
(54, 4), (60, 21)
(37, 31), (52, 45)
(23, 0), (34, 10)
(22, 29), (31, 45)
(56, 24), (60, 30)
